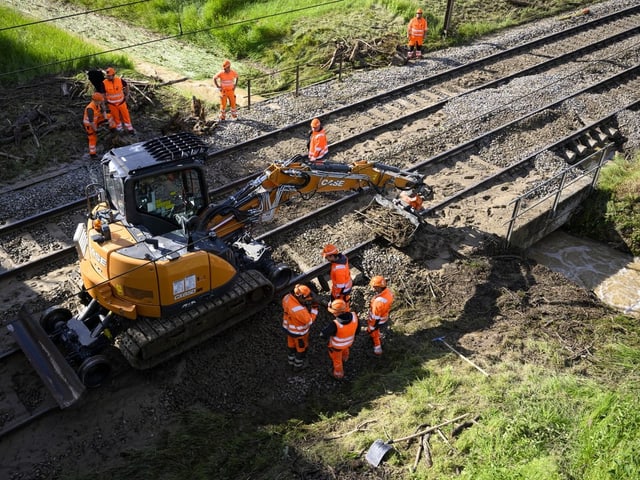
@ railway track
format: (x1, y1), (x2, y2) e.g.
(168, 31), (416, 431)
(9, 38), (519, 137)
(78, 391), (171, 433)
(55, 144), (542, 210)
(1, 4), (639, 441)
(3, 4), (638, 219)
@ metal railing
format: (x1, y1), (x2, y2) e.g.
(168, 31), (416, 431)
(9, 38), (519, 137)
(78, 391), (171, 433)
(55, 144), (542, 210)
(505, 144), (615, 243)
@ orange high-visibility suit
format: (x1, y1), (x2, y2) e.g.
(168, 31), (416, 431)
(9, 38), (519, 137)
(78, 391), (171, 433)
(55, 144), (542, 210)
(321, 311), (358, 379)
(407, 11), (427, 58)
(83, 95), (109, 156)
(328, 254), (353, 305)
(103, 72), (134, 133)
(367, 286), (394, 356)
(213, 62), (239, 120)
(308, 127), (328, 164)
(282, 293), (318, 368)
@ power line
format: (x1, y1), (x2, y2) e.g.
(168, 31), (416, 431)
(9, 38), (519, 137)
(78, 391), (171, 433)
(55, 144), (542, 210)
(0, 0), (152, 32)
(0, 0), (344, 78)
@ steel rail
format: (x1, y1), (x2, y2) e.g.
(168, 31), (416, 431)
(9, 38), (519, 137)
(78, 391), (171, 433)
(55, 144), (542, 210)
(4, 5), (637, 227)
(2, 63), (637, 282)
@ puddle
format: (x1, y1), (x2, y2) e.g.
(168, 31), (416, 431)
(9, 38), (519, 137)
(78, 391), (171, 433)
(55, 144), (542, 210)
(527, 230), (640, 317)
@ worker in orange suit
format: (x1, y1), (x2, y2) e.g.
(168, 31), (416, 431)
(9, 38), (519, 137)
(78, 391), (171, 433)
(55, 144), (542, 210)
(407, 8), (428, 59)
(103, 67), (134, 134)
(366, 276), (394, 356)
(282, 284), (319, 370)
(320, 299), (359, 380)
(83, 92), (109, 158)
(321, 244), (353, 308)
(308, 118), (328, 164)
(213, 59), (239, 121)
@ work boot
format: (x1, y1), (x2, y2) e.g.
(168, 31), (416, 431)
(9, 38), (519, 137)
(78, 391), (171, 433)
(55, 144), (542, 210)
(416, 51), (422, 59)
(293, 360), (307, 371)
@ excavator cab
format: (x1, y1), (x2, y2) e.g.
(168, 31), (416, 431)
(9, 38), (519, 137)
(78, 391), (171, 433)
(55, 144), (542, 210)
(101, 135), (210, 236)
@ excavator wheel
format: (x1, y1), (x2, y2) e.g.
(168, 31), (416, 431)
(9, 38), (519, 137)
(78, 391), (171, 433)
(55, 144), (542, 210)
(39, 306), (73, 334)
(78, 355), (112, 388)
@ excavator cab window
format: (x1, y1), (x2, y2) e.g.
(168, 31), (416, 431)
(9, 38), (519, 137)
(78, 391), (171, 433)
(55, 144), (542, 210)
(134, 169), (204, 223)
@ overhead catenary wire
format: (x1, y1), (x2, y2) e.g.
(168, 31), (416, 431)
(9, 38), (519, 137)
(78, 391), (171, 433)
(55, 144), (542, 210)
(0, 0), (344, 78)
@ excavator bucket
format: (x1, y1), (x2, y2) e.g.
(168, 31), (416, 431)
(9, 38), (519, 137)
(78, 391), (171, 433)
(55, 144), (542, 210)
(7, 308), (86, 409)
(357, 194), (424, 247)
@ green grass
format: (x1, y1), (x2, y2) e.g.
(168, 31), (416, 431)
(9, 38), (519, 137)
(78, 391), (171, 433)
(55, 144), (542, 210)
(2, 0), (593, 91)
(567, 152), (640, 255)
(0, 6), (131, 86)
(67, 354), (640, 480)
(64, 309), (640, 480)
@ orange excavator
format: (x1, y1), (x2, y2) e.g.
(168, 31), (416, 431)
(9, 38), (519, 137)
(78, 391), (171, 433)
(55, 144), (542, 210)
(9, 132), (430, 407)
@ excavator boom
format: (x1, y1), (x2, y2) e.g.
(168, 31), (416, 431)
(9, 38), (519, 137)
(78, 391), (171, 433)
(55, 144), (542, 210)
(199, 155), (430, 239)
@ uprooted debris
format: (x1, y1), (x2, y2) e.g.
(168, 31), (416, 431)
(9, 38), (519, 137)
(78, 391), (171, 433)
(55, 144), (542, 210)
(324, 33), (406, 70)
(0, 105), (58, 146)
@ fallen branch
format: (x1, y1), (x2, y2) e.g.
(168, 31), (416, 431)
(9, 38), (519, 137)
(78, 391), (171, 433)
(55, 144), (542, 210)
(422, 433), (432, 467)
(156, 77), (190, 87)
(410, 435), (424, 472)
(0, 151), (23, 160)
(325, 419), (377, 440)
(388, 413), (469, 444)
(436, 428), (456, 453)
(130, 83), (154, 105)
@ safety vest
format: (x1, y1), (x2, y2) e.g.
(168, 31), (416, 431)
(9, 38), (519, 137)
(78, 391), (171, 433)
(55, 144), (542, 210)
(408, 17), (427, 38)
(309, 128), (328, 161)
(369, 288), (394, 326)
(214, 69), (238, 92)
(83, 101), (106, 130)
(103, 77), (126, 105)
(282, 294), (317, 336)
(330, 257), (352, 299)
(329, 313), (358, 349)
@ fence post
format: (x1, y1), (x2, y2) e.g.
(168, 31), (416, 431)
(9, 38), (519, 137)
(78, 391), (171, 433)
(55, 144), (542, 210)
(295, 65), (300, 97)
(551, 171), (569, 216)
(591, 144), (613, 188)
(246, 79), (251, 110)
(505, 197), (521, 244)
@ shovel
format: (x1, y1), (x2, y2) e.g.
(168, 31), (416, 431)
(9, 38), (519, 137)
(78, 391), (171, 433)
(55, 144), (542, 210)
(365, 413), (469, 467)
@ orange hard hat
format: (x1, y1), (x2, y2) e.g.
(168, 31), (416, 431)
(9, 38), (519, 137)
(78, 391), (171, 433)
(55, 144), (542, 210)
(328, 299), (348, 315)
(293, 284), (312, 300)
(92, 92), (104, 102)
(105, 67), (116, 76)
(322, 244), (339, 257)
(369, 275), (387, 288)
(416, 8), (423, 14)
(311, 118), (321, 129)
(222, 59), (231, 68)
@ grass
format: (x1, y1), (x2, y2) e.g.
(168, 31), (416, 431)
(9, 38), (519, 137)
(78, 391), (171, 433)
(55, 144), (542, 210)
(66, 323), (640, 479)
(1, 0), (594, 90)
(0, 6), (131, 86)
(567, 152), (640, 255)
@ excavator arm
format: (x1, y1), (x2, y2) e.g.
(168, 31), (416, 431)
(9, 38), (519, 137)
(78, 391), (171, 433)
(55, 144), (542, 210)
(197, 156), (430, 239)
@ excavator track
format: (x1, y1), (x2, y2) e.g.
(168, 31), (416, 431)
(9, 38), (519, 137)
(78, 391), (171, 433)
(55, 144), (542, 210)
(117, 269), (274, 369)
